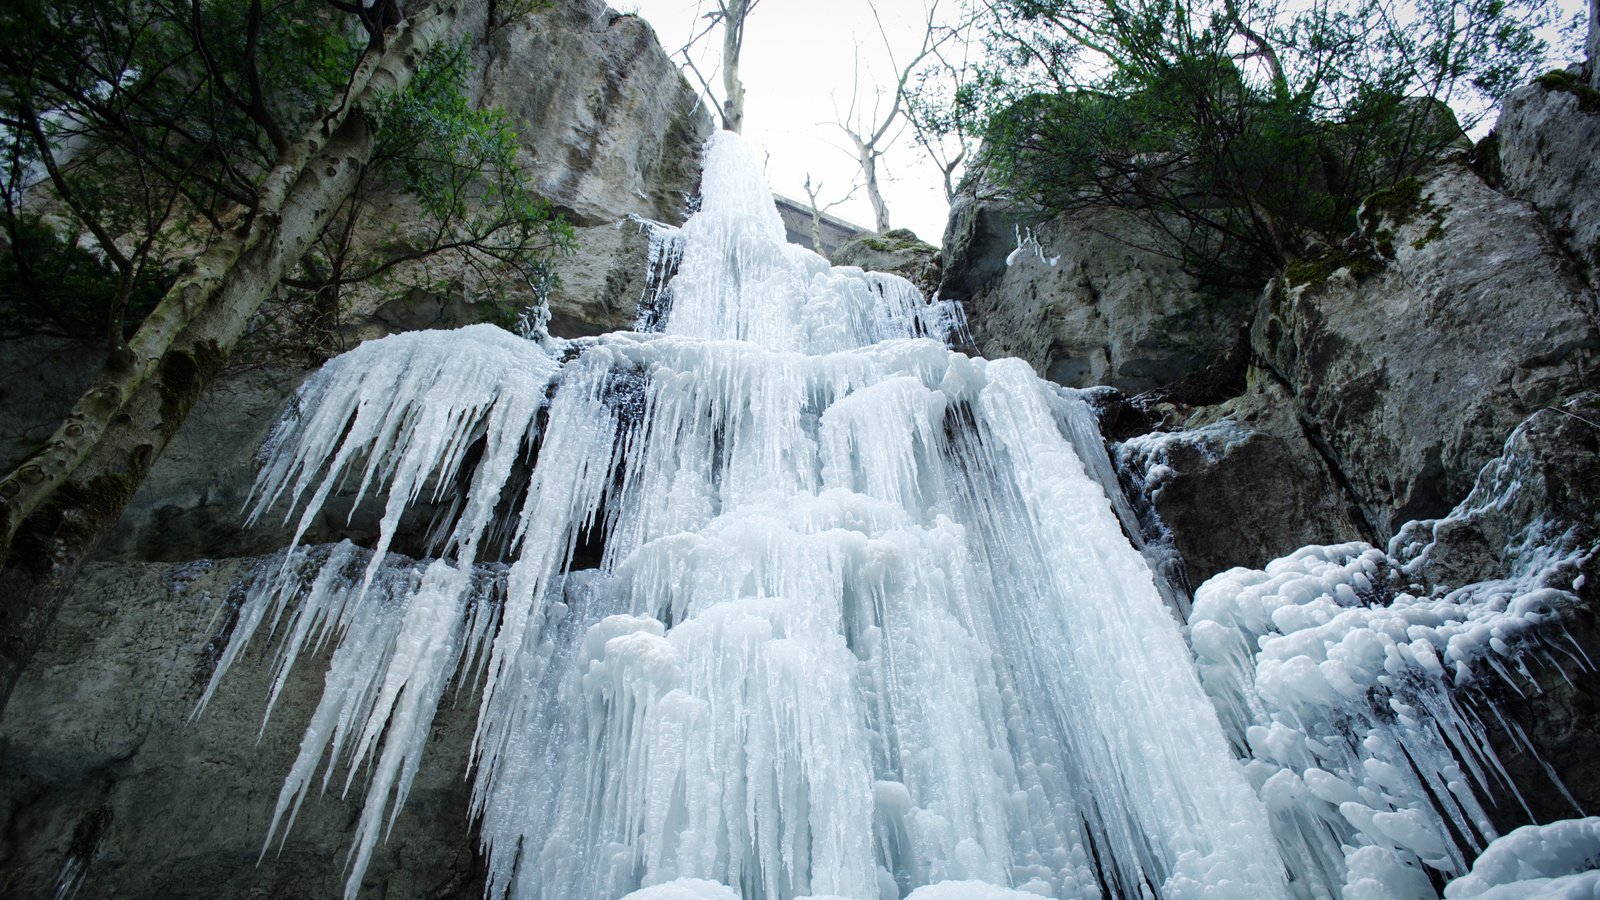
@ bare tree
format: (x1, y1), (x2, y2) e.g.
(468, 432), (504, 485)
(800, 172), (860, 252)
(833, 0), (962, 232)
(902, 19), (981, 202)
(676, 0), (763, 133)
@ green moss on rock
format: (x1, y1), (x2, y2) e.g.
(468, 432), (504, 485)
(1360, 177), (1447, 252)
(1535, 70), (1600, 114)
(1286, 248), (1382, 288)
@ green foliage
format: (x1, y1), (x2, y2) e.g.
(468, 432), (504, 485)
(369, 41), (574, 271)
(928, 0), (1569, 287)
(1535, 68), (1600, 113)
(1, 2), (570, 360)
(0, 0), (367, 353)
(255, 40), (574, 361)
(0, 215), (171, 340)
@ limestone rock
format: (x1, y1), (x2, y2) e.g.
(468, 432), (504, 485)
(479, 3), (711, 228)
(1253, 162), (1600, 538)
(1115, 376), (1368, 587)
(99, 368), (304, 562)
(0, 557), (481, 898)
(829, 229), (941, 297)
(1497, 75), (1600, 279)
(546, 217), (660, 337)
(940, 183), (1252, 392)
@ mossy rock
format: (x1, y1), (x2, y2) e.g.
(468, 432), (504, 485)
(1285, 248), (1383, 288)
(1534, 69), (1600, 114)
(1359, 177), (1447, 253)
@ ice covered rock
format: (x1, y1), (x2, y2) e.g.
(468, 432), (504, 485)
(1114, 375), (1368, 586)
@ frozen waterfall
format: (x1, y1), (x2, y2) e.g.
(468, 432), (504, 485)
(205, 132), (1332, 899)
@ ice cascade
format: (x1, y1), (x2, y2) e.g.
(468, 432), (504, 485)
(203, 133), (1290, 900)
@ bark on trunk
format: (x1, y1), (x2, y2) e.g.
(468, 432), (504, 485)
(0, 0), (469, 717)
(0, 0), (463, 570)
(1588, 0), (1598, 90)
(857, 138), (890, 233)
(720, 0), (747, 133)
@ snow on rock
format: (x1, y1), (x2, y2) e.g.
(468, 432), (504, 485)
(1192, 410), (1594, 898)
(1444, 818), (1600, 899)
(621, 878), (742, 900)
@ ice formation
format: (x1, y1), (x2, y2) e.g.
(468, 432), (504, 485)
(1186, 412), (1594, 898)
(203, 132), (1287, 899)
(201, 130), (1592, 900)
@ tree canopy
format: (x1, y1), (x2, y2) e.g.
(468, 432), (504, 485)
(0, 0), (567, 714)
(919, 0), (1580, 287)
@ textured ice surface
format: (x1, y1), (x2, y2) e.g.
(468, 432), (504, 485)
(1191, 415), (1593, 898)
(212, 132), (1294, 899)
(1444, 818), (1600, 898)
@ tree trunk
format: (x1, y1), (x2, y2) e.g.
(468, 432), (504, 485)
(857, 137), (891, 233)
(0, 0), (468, 717)
(1588, 0), (1598, 90)
(721, 0), (747, 132)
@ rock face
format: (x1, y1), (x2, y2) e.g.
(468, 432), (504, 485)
(940, 180), (1252, 393)
(1389, 395), (1600, 824)
(1253, 163), (1600, 538)
(1115, 376), (1369, 587)
(546, 217), (661, 336)
(480, 4), (708, 229)
(1497, 76), (1600, 281)
(829, 229), (941, 297)
(0, 558), (482, 898)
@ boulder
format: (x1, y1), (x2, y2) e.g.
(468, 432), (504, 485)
(0, 557), (482, 898)
(1253, 162), (1600, 538)
(1114, 375), (1369, 587)
(1496, 74), (1600, 280)
(829, 229), (941, 297)
(939, 178), (1252, 393)
(479, 3), (710, 228)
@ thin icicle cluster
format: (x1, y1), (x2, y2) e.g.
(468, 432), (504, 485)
(1190, 416), (1594, 899)
(199, 543), (503, 900)
(207, 132), (1290, 900)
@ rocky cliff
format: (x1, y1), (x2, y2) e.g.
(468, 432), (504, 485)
(939, 49), (1600, 839)
(0, 2), (709, 896)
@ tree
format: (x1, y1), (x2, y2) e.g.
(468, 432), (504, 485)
(929, 0), (1569, 287)
(903, 22), (983, 203)
(833, 0), (964, 232)
(0, 0), (567, 715)
(801, 172), (861, 251)
(677, 0), (764, 133)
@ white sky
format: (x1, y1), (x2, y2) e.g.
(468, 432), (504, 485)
(622, 0), (961, 245)
(619, 0), (1593, 247)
